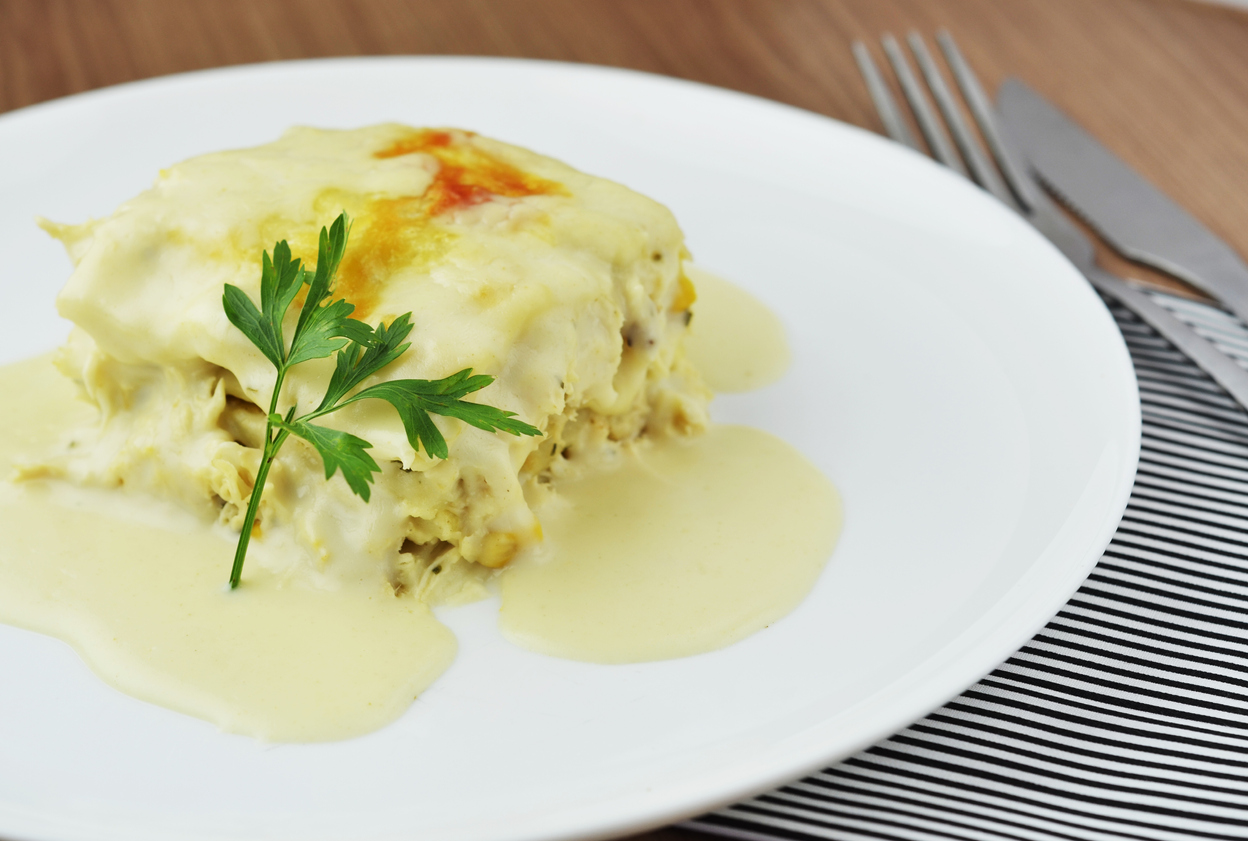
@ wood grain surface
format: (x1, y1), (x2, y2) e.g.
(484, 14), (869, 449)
(3, 1), (1248, 839)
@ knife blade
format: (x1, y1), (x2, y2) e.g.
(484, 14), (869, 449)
(996, 77), (1248, 327)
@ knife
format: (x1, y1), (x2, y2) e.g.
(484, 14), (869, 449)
(996, 77), (1248, 327)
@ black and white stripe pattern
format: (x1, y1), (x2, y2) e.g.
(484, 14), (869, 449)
(686, 293), (1248, 840)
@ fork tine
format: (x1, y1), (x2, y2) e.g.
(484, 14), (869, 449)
(906, 31), (1016, 207)
(880, 34), (967, 176)
(852, 41), (921, 151)
(936, 30), (1039, 211)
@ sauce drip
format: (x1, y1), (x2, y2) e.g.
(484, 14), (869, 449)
(684, 267), (791, 392)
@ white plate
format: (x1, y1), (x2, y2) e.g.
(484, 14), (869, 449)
(0, 58), (1140, 841)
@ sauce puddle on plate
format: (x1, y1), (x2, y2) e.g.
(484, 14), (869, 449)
(499, 423), (841, 662)
(0, 271), (841, 741)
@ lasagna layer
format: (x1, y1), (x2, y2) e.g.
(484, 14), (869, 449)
(31, 125), (710, 603)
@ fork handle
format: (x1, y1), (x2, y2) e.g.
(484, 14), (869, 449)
(1084, 266), (1248, 409)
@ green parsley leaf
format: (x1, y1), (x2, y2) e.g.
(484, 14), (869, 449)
(272, 416), (381, 501)
(222, 283), (282, 369)
(317, 313), (414, 410)
(262, 240), (306, 343)
(294, 213), (350, 338)
(286, 217), (371, 367)
(221, 240), (308, 369)
(347, 376), (541, 460)
(285, 297), (359, 367)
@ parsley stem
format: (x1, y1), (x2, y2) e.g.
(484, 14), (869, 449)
(228, 369), (292, 590)
(268, 366), (288, 419)
(228, 425), (292, 589)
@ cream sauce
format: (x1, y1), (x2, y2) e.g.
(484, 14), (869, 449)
(499, 425), (842, 662)
(684, 266), (791, 392)
(0, 272), (839, 740)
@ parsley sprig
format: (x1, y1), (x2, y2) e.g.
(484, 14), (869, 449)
(221, 212), (541, 589)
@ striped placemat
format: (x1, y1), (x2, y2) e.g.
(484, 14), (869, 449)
(684, 292), (1248, 840)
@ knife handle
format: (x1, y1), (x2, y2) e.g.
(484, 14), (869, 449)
(1084, 266), (1248, 409)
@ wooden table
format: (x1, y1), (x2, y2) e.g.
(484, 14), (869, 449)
(4, 1), (1247, 838)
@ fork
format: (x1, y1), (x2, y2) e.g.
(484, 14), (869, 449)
(852, 31), (1248, 411)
